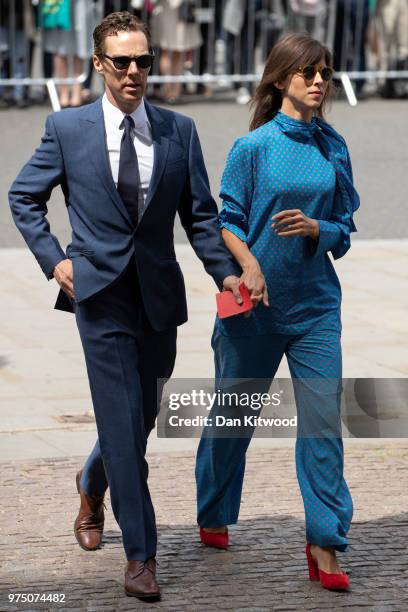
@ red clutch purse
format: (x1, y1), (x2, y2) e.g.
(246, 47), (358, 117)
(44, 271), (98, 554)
(216, 283), (253, 319)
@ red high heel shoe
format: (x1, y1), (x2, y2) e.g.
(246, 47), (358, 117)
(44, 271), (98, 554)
(199, 527), (229, 549)
(305, 543), (349, 591)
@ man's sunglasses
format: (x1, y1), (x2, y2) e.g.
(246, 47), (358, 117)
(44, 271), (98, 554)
(298, 65), (334, 82)
(103, 53), (154, 71)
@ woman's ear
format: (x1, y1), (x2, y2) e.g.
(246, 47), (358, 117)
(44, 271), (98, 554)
(274, 74), (291, 91)
(274, 80), (285, 91)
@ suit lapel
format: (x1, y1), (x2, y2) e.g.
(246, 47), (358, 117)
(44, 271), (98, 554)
(80, 98), (133, 228)
(79, 98), (171, 227)
(143, 100), (169, 215)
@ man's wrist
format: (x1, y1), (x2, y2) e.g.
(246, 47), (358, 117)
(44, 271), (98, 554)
(51, 257), (66, 278)
(52, 262), (61, 277)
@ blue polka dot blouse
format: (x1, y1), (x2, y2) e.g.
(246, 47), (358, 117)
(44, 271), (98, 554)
(216, 111), (359, 337)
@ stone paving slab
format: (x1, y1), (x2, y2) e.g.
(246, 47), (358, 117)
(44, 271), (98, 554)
(1, 445), (408, 611)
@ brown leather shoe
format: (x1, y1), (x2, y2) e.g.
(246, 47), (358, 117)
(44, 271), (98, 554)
(125, 558), (161, 600)
(74, 470), (105, 551)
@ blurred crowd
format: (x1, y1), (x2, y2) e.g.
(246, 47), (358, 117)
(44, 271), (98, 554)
(0, 0), (407, 109)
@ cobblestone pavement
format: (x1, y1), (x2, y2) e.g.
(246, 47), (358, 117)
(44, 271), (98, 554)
(1, 444), (408, 611)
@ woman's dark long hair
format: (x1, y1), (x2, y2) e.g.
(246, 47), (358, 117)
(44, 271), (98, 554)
(250, 33), (335, 131)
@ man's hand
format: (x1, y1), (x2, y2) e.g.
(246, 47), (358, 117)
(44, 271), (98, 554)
(240, 261), (269, 308)
(222, 275), (243, 305)
(53, 259), (75, 300)
(272, 209), (319, 239)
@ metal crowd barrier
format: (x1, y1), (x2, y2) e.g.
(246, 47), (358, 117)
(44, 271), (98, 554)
(0, 0), (89, 111)
(0, 0), (407, 111)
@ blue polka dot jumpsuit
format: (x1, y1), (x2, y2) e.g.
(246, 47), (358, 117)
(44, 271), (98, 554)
(195, 111), (359, 551)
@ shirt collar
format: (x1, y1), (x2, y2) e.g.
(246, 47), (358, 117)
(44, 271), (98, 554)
(273, 110), (318, 141)
(102, 93), (150, 131)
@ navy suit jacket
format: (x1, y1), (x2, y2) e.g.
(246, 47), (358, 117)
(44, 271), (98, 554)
(9, 97), (240, 331)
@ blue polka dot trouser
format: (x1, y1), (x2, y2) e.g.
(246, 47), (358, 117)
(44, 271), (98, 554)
(195, 325), (353, 552)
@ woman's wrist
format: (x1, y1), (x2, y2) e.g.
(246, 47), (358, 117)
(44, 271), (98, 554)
(241, 255), (261, 272)
(310, 219), (320, 240)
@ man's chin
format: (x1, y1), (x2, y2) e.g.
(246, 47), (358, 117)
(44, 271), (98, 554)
(117, 91), (142, 107)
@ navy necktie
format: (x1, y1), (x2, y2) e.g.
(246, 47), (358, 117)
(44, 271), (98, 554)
(117, 115), (143, 227)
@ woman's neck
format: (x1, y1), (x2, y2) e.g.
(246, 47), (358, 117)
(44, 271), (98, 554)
(280, 98), (313, 123)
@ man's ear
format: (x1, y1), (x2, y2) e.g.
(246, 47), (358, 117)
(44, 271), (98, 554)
(93, 54), (104, 75)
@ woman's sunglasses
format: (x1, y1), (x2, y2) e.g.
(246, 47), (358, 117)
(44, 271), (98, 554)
(298, 65), (334, 82)
(103, 53), (154, 71)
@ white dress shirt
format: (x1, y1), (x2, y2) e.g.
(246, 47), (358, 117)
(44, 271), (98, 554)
(102, 94), (154, 206)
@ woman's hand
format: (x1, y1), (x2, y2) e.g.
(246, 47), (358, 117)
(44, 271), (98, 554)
(240, 261), (269, 308)
(219, 228), (269, 310)
(272, 209), (319, 239)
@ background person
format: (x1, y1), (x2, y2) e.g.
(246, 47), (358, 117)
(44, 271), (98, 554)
(41, 0), (102, 107)
(223, 0), (263, 105)
(333, 0), (370, 98)
(151, 0), (202, 103)
(375, 0), (408, 98)
(0, 0), (34, 109)
(286, 0), (327, 40)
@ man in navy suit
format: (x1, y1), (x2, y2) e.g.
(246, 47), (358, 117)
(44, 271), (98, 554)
(9, 11), (242, 600)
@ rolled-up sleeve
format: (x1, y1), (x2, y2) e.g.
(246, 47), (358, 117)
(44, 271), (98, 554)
(311, 144), (358, 260)
(218, 137), (253, 242)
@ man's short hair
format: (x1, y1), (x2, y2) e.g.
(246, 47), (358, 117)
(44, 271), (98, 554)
(93, 11), (151, 56)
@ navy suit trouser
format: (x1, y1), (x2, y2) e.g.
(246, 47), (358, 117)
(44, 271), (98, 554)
(74, 256), (177, 561)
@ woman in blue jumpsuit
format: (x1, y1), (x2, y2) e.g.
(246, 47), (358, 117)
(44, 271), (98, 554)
(195, 33), (360, 590)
